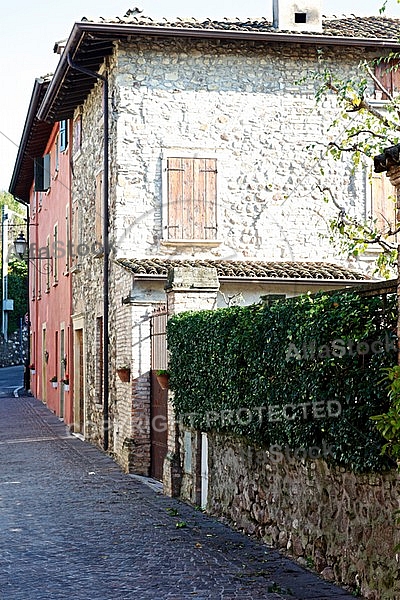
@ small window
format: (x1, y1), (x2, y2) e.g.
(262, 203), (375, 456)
(53, 223), (58, 284)
(73, 115), (82, 155)
(95, 171), (103, 245)
(65, 204), (70, 272)
(45, 236), (51, 293)
(34, 154), (51, 192)
(370, 170), (397, 237)
(295, 13), (307, 24)
(95, 316), (103, 404)
(54, 135), (59, 174)
(374, 58), (400, 100)
(59, 120), (68, 152)
(165, 157), (218, 241)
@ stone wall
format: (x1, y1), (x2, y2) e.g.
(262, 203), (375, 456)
(112, 37), (380, 272)
(71, 35), (383, 470)
(0, 328), (28, 367)
(195, 431), (400, 600)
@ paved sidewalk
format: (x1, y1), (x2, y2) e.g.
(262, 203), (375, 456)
(0, 395), (358, 600)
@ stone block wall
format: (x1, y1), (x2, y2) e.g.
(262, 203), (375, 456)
(0, 328), (28, 367)
(112, 37), (379, 272)
(201, 431), (400, 599)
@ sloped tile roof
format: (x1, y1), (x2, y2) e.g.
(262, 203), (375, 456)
(82, 13), (400, 40)
(117, 258), (369, 281)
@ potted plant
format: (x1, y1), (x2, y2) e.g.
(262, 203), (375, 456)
(62, 375), (70, 392)
(29, 363), (36, 375)
(50, 376), (58, 389)
(117, 365), (131, 383)
(155, 369), (169, 390)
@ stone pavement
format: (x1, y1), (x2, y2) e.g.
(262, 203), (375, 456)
(0, 394), (359, 600)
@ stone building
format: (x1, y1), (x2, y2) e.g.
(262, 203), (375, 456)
(17, 3), (400, 481)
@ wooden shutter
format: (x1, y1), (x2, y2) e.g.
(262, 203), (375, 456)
(167, 157), (217, 240)
(375, 59), (400, 99)
(34, 154), (51, 192)
(59, 120), (68, 152)
(371, 171), (397, 234)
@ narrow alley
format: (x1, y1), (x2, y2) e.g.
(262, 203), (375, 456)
(0, 368), (356, 599)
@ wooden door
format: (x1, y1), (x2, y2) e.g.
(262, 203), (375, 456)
(74, 328), (84, 434)
(150, 306), (168, 481)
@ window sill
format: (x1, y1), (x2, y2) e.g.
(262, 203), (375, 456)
(161, 239), (222, 248)
(70, 264), (82, 274)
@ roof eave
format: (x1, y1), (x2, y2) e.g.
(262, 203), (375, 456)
(37, 20), (400, 123)
(129, 272), (372, 285)
(9, 78), (51, 203)
(78, 21), (400, 48)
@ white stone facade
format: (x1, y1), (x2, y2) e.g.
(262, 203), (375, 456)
(71, 34), (379, 472)
(109, 38), (376, 268)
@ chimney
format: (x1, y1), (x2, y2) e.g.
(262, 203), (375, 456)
(272, 0), (323, 33)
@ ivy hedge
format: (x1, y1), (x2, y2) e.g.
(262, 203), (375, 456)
(167, 291), (397, 472)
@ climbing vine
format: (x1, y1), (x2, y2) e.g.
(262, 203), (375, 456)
(168, 290), (397, 472)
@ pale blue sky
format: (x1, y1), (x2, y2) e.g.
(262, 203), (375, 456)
(1, 0), (399, 191)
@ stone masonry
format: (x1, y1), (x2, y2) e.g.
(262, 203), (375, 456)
(201, 431), (400, 600)
(72, 34), (382, 468)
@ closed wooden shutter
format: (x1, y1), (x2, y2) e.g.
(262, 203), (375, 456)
(59, 120), (68, 152)
(375, 60), (400, 99)
(371, 171), (397, 234)
(167, 157), (217, 240)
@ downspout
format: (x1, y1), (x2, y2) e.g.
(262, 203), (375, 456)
(272, 0), (279, 29)
(67, 53), (110, 451)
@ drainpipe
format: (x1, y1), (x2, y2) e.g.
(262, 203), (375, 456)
(272, 0), (279, 29)
(67, 54), (110, 451)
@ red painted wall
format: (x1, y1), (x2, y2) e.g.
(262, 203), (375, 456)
(29, 122), (73, 424)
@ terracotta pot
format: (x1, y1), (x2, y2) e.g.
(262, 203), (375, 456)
(156, 373), (169, 390)
(117, 368), (131, 383)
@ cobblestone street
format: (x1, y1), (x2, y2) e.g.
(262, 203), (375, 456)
(0, 391), (358, 599)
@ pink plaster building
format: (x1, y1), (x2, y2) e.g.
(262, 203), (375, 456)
(9, 78), (73, 424)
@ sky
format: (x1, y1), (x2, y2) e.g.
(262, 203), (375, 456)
(1, 0), (399, 192)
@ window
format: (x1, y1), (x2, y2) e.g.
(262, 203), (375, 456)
(34, 154), (51, 192)
(65, 204), (70, 272)
(95, 317), (103, 404)
(54, 135), (59, 174)
(295, 13), (307, 23)
(165, 157), (217, 240)
(45, 236), (51, 293)
(95, 171), (103, 245)
(370, 170), (397, 236)
(374, 58), (400, 100)
(73, 115), (82, 155)
(59, 120), (68, 152)
(53, 224), (58, 284)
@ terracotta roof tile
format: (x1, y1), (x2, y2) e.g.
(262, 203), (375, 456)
(82, 13), (400, 40)
(117, 258), (369, 281)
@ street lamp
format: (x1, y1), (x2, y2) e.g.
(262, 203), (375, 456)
(14, 232), (28, 258)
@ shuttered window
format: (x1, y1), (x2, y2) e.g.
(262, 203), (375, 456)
(59, 120), (68, 152)
(370, 171), (397, 235)
(95, 171), (103, 244)
(34, 154), (51, 192)
(375, 59), (400, 99)
(166, 157), (217, 240)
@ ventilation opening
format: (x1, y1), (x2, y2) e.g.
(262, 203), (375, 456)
(295, 12), (307, 23)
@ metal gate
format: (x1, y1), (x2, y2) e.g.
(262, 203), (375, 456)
(150, 305), (168, 481)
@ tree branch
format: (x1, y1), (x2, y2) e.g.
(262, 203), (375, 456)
(316, 185), (398, 252)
